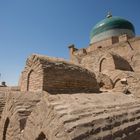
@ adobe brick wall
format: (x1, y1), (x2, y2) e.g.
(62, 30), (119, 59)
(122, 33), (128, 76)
(87, 36), (119, 52)
(0, 91), (43, 140)
(70, 37), (140, 75)
(20, 54), (99, 93)
(20, 55), (44, 92)
(21, 92), (140, 140)
(42, 60), (99, 93)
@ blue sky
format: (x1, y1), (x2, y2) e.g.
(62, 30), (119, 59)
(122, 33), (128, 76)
(0, 0), (140, 86)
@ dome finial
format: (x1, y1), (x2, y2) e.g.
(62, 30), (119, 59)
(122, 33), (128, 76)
(106, 11), (112, 18)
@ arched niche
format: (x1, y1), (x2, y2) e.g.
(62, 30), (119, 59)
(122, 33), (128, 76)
(113, 78), (121, 88)
(99, 52), (133, 74)
(99, 58), (107, 72)
(26, 69), (41, 92)
(27, 69), (34, 91)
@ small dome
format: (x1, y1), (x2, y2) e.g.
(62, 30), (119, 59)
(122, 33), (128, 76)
(90, 15), (135, 44)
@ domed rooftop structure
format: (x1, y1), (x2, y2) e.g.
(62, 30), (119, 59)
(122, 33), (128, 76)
(90, 13), (135, 44)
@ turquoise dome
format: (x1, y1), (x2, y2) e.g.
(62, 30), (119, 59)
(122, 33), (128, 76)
(90, 16), (135, 43)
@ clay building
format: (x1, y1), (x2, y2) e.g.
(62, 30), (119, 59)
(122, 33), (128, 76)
(68, 13), (140, 94)
(20, 54), (99, 93)
(1, 13), (140, 140)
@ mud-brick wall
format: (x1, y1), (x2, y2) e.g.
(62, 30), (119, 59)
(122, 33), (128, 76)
(27, 69), (43, 92)
(20, 68), (44, 92)
(87, 36), (119, 52)
(80, 49), (104, 73)
(74, 37), (140, 74)
(42, 61), (99, 93)
(20, 54), (99, 93)
(20, 55), (44, 92)
(0, 92), (6, 120)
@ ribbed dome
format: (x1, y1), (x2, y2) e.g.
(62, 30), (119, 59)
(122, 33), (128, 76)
(90, 16), (135, 44)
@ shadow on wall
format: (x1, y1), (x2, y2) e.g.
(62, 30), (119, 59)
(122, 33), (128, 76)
(99, 52), (133, 73)
(35, 132), (47, 140)
(3, 118), (10, 140)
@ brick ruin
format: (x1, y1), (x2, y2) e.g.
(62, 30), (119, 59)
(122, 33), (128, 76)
(19, 54), (99, 93)
(1, 15), (140, 140)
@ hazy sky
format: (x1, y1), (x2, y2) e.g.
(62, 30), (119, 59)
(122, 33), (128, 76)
(0, 0), (140, 86)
